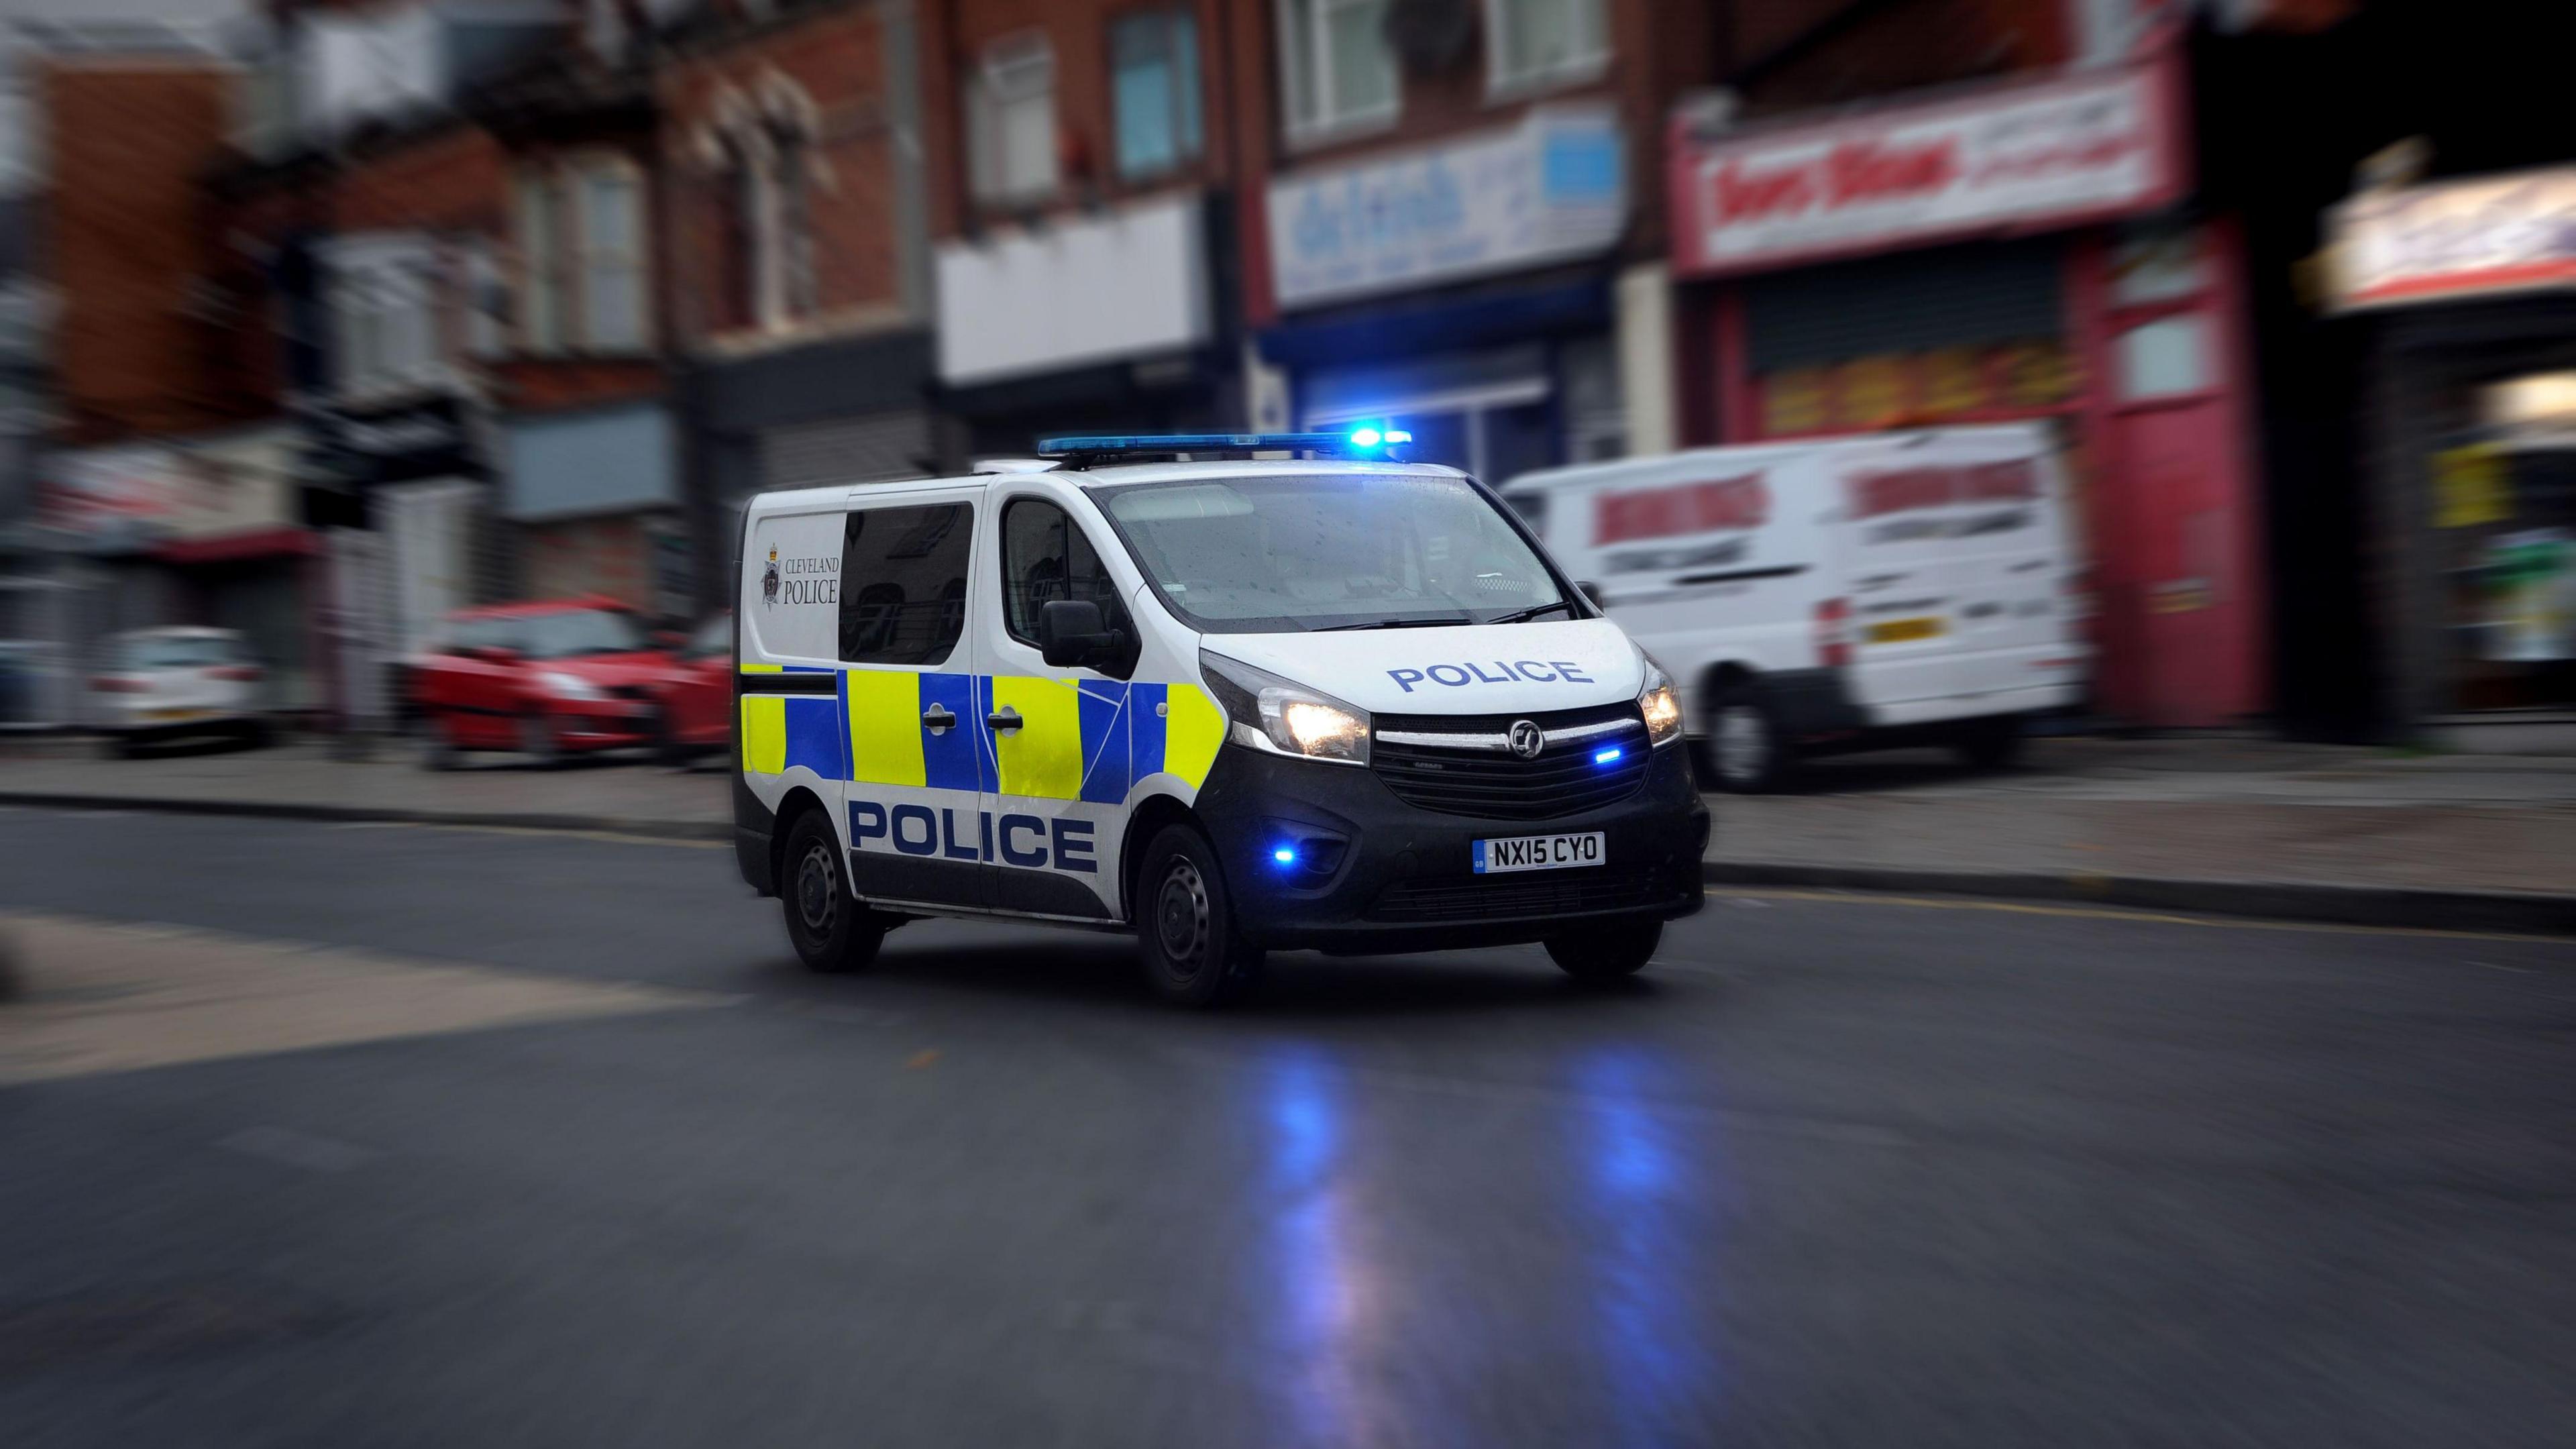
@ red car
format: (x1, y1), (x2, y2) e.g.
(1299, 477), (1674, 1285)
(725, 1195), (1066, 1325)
(413, 599), (730, 767)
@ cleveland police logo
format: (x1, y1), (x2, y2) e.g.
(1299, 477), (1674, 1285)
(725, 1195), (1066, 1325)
(761, 545), (780, 608)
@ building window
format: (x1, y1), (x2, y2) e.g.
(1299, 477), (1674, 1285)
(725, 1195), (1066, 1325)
(329, 239), (441, 395)
(576, 162), (649, 352)
(515, 170), (564, 353)
(967, 34), (1058, 205)
(1277, 0), (1396, 142)
(1111, 9), (1202, 180)
(1485, 0), (1607, 93)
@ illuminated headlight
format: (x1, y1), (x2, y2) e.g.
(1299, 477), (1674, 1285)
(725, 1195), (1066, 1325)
(1200, 651), (1371, 766)
(540, 670), (606, 702)
(1638, 657), (1682, 748)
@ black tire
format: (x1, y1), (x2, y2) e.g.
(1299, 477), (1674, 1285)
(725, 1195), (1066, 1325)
(653, 707), (692, 769)
(1953, 714), (2025, 771)
(1134, 823), (1263, 1008)
(419, 714), (460, 771)
(1705, 682), (1793, 794)
(782, 809), (886, 973)
(101, 733), (140, 761)
(236, 718), (272, 750)
(519, 711), (564, 769)
(1546, 918), (1662, 979)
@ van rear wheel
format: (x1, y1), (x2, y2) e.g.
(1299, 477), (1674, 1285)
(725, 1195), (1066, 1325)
(1953, 714), (2025, 771)
(783, 809), (886, 973)
(1136, 823), (1263, 1008)
(1707, 684), (1792, 794)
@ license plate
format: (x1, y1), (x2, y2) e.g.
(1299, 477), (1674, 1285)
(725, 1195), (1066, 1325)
(1866, 616), (1946, 644)
(1472, 831), (1605, 874)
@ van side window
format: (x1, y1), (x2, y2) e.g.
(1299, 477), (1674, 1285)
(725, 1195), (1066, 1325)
(839, 502), (974, 665)
(1001, 498), (1131, 650)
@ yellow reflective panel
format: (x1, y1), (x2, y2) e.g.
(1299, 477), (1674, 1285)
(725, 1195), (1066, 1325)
(741, 694), (787, 775)
(847, 669), (926, 788)
(739, 662), (784, 674)
(1163, 683), (1225, 789)
(992, 675), (1083, 800)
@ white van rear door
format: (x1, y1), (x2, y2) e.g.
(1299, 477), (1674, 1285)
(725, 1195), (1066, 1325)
(1831, 429), (2074, 711)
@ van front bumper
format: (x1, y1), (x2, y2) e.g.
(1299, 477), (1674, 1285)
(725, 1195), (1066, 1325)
(1193, 739), (1708, 955)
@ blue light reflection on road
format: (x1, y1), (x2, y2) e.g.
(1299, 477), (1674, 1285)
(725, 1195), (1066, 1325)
(1257, 1049), (1378, 1446)
(1572, 1047), (1711, 1443)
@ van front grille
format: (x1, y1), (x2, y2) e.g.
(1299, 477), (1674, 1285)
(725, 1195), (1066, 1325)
(1365, 870), (1678, 923)
(1370, 703), (1650, 820)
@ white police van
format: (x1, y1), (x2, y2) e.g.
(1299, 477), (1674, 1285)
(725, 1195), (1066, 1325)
(732, 433), (1707, 1006)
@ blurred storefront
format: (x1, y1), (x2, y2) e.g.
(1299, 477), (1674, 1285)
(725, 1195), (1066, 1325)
(1258, 107), (1633, 485)
(503, 402), (687, 619)
(2328, 165), (2576, 746)
(1666, 44), (2271, 729)
(935, 192), (1238, 458)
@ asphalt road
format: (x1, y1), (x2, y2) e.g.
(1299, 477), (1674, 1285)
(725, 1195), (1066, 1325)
(3, 805), (2573, 1448)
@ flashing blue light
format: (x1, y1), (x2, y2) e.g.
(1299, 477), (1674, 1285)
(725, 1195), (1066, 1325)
(1273, 846), (1299, 866)
(1385, 429), (1413, 444)
(1594, 747), (1625, 765)
(1036, 432), (1399, 460)
(1348, 427), (1382, 448)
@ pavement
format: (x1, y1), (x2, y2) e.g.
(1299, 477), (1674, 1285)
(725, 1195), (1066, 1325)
(3, 730), (2573, 932)
(2, 806), (2572, 1446)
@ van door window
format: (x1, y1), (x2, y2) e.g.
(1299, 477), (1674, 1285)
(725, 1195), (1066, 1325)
(1001, 498), (1132, 666)
(839, 502), (975, 665)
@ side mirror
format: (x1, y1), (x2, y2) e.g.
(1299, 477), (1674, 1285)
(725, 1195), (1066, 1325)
(1038, 598), (1123, 672)
(1576, 581), (1607, 610)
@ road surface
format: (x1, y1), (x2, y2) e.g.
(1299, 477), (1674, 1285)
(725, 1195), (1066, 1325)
(3, 806), (2571, 1446)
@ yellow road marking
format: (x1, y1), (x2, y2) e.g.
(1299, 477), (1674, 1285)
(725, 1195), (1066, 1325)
(1713, 887), (2576, 951)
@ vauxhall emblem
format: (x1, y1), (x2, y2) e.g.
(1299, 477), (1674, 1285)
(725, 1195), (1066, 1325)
(1507, 718), (1545, 760)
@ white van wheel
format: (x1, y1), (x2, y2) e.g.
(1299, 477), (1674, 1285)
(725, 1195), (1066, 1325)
(1709, 688), (1791, 794)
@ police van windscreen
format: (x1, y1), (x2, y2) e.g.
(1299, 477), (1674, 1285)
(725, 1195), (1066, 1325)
(1098, 474), (1568, 634)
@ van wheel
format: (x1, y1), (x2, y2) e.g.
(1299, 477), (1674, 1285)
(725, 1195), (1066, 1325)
(782, 809), (885, 973)
(1707, 685), (1792, 794)
(1136, 823), (1263, 1008)
(1954, 714), (2025, 771)
(1547, 918), (1662, 979)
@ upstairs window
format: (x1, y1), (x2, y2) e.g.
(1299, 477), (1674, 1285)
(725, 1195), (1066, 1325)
(576, 162), (649, 352)
(515, 171), (564, 354)
(1111, 9), (1203, 180)
(1277, 0), (1396, 142)
(517, 156), (651, 354)
(1485, 0), (1608, 93)
(967, 34), (1059, 205)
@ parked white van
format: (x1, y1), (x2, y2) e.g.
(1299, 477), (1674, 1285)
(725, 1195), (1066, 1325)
(1500, 425), (2087, 792)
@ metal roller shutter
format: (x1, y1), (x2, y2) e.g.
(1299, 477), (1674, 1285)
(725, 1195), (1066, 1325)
(1744, 239), (2065, 372)
(758, 411), (933, 491)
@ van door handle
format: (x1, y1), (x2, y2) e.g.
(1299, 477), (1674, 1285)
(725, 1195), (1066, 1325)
(985, 706), (1022, 733)
(920, 704), (956, 734)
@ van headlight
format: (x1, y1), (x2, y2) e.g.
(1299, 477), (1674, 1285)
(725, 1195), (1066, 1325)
(1638, 657), (1683, 748)
(1199, 651), (1370, 767)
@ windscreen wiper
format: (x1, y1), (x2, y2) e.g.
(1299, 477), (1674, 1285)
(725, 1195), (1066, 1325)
(1314, 615), (1476, 631)
(1484, 600), (1578, 624)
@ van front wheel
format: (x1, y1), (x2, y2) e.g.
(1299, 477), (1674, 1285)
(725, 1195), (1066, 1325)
(1136, 824), (1263, 1008)
(1547, 919), (1662, 979)
(1707, 685), (1792, 794)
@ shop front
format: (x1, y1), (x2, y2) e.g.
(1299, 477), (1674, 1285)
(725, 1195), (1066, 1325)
(1666, 48), (2270, 729)
(503, 403), (688, 619)
(936, 192), (1236, 459)
(1260, 107), (1631, 486)
(2330, 166), (2576, 745)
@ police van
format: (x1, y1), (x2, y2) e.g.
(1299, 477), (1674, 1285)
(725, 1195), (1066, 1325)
(731, 433), (1708, 1006)
(1501, 425), (2087, 792)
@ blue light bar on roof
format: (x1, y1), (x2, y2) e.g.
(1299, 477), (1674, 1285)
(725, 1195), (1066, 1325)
(1035, 432), (1410, 460)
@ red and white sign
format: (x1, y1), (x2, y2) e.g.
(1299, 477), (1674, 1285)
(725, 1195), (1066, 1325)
(2327, 166), (2576, 311)
(1669, 57), (2187, 278)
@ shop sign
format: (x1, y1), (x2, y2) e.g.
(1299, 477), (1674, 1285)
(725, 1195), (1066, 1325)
(307, 395), (478, 488)
(2327, 166), (2576, 311)
(1268, 107), (1625, 311)
(1669, 57), (2184, 278)
(36, 444), (192, 546)
(1757, 339), (2081, 437)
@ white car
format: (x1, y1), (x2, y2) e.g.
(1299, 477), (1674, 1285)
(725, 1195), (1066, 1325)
(1503, 424), (2089, 792)
(89, 627), (271, 755)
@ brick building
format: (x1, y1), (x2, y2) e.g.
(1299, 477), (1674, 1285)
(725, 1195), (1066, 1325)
(916, 0), (1250, 455)
(659, 0), (935, 604)
(1223, 0), (1719, 479)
